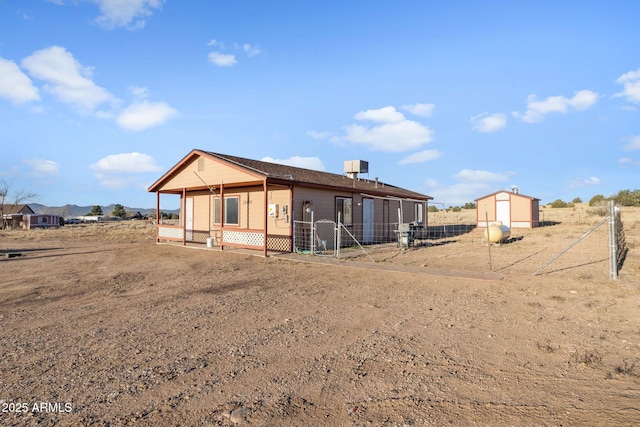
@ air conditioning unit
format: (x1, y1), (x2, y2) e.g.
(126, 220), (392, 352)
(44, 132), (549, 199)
(344, 160), (368, 178)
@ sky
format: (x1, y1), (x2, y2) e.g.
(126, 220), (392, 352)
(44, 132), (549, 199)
(1, 0), (640, 210)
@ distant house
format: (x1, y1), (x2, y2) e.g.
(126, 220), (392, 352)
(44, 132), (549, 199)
(2, 204), (62, 229)
(2, 204), (35, 217)
(19, 214), (63, 229)
(148, 149), (432, 255)
(2, 204), (34, 229)
(475, 189), (540, 229)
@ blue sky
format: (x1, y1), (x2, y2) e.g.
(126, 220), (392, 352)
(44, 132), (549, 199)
(1, 1), (640, 210)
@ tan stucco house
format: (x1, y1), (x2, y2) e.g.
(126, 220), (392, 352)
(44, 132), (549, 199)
(475, 189), (540, 229)
(148, 149), (432, 255)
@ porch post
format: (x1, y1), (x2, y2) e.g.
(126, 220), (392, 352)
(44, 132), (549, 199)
(289, 185), (294, 253)
(182, 187), (186, 246)
(220, 182), (225, 251)
(155, 191), (160, 242)
(263, 178), (268, 257)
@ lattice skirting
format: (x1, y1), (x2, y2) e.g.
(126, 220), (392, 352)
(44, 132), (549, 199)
(267, 235), (292, 252)
(222, 230), (265, 247)
(189, 230), (210, 244)
(158, 226), (183, 240)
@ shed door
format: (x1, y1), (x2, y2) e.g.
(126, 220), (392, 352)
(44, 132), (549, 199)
(496, 200), (510, 227)
(185, 197), (194, 241)
(363, 198), (374, 244)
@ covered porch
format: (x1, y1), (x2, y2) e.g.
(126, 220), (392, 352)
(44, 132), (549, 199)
(152, 178), (293, 257)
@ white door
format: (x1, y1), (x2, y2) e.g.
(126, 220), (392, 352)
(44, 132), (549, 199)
(363, 198), (374, 243)
(496, 200), (510, 227)
(185, 197), (194, 241)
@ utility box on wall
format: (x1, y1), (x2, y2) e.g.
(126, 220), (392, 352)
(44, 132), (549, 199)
(268, 203), (279, 217)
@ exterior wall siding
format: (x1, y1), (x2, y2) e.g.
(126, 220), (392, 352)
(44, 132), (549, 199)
(158, 156), (259, 192)
(265, 186), (291, 237)
(476, 195), (498, 226)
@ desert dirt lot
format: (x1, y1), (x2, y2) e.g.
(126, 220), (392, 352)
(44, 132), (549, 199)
(1, 206), (640, 426)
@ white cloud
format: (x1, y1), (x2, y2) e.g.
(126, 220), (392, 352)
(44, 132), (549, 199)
(243, 43), (260, 57)
(454, 169), (513, 182)
(354, 106), (405, 123)
(306, 130), (332, 140)
(569, 176), (600, 187)
(623, 135), (640, 151)
(116, 100), (177, 131)
(0, 57), (40, 104)
(338, 106), (434, 152)
(261, 156), (326, 171)
(619, 157), (640, 167)
(401, 103), (435, 117)
(208, 52), (237, 67)
(425, 169), (515, 206)
(91, 152), (161, 174)
(470, 112), (507, 133)
(614, 68), (640, 103)
(129, 85), (149, 100)
(21, 46), (114, 111)
(432, 182), (494, 205)
(423, 178), (439, 188)
(398, 149), (442, 165)
(512, 89), (598, 123)
(24, 158), (59, 177)
(93, 0), (164, 30)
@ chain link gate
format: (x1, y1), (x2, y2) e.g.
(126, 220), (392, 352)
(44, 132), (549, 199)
(314, 220), (337, 256)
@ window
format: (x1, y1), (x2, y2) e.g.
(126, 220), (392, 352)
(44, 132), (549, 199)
(213, 196), (240, 226)
(225, 197), (239, 225)
(336, 197), (352, 225)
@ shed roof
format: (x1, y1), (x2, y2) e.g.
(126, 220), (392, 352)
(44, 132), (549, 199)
(2, 204), (35, 215)
(474, 190), (540, 202)
(149, 149), (432, 201)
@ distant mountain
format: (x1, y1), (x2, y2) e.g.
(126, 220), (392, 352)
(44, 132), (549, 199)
(29, 203), (178, 218)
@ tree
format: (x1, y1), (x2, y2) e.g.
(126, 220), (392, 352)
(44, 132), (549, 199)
(0, 179), (38, 229)
(428, 205), (439, 213)
(549, 199), (569, 208)
(89, 205), (103, 216)
(589, 194), (606, 206)
(462, 202), (476, 210)
(112, 204), (126, 219)
(572, 197), (582, 204)
(612, 189), (640, 207)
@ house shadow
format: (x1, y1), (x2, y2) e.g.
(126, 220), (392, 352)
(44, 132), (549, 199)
(1, 247), (63, 254)
(538, 220), (561, 227)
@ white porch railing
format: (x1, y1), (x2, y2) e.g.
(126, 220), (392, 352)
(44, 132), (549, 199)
(157, 224), (184, 241)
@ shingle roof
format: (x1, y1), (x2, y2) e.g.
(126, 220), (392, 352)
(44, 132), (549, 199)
(2, 204), (35, 215)
(202, 150), (432, 201)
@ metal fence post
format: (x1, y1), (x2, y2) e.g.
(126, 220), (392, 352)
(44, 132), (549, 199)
(337, 212), (341, 258)
(610, 200), (618, 280)
(311, 211), (315, 256)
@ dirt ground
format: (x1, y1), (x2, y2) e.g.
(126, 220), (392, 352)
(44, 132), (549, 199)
(1, 207), (640, 426)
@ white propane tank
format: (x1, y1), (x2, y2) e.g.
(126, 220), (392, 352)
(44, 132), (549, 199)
(483, 222), (511, 243)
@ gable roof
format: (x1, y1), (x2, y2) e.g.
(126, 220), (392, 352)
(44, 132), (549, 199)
(149, 149), (432, 201)
(474, 190), (540, 202)
(2, 204), (35, 215)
